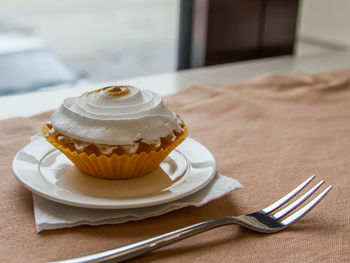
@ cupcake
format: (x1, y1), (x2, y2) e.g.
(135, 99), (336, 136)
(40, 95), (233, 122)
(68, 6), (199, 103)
(42, 85), (188, 179)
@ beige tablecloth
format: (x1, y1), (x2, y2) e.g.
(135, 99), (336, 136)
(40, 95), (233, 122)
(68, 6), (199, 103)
(1, 70), (349, 262)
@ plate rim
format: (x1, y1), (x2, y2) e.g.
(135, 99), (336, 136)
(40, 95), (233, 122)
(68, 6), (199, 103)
(12, 137), (216, 209)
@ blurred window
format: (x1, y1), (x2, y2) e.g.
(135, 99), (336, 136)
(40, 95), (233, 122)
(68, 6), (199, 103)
(0, 49), (79, 95)
(0, 0), (179, 95)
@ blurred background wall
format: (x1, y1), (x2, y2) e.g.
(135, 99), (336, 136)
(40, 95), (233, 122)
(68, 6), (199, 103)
(0, 0), (349, 87)
(297, 0), (349, 56)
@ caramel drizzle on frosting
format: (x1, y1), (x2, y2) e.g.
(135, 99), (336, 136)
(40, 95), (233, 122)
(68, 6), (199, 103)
(102, 85), (130, 97)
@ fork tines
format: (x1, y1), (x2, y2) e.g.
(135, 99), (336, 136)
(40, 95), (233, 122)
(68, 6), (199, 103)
(261, 175), (333, 226)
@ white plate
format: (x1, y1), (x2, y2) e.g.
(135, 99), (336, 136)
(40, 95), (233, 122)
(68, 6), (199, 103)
(12, 137), (216, 209)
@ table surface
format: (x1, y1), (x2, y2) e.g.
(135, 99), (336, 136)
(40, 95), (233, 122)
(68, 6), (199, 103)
(2, 50), (349, 263)
(1, 50), (350, 121)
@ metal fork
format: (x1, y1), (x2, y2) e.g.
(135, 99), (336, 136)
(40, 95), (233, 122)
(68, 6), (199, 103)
(49, 175), (332, 263)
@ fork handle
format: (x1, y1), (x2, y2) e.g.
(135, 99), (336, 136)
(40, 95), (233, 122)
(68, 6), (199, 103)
(48, 216), (236, 263)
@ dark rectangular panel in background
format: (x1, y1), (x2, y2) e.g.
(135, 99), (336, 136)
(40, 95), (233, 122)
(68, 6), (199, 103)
(177, 0), (299, 69)
(260, 0), (299, 58)
(205, 0), (262, 65)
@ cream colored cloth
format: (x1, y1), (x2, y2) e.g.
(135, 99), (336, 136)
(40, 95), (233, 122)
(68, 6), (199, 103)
(1, 69), (350, 262)
(33, 173), (242, 232)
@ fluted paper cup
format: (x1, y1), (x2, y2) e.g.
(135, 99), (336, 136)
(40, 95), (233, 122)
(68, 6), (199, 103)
(42, 124), (188, 179)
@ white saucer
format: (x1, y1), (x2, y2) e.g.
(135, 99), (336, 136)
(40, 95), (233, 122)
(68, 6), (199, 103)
(12, 137), (216, 209)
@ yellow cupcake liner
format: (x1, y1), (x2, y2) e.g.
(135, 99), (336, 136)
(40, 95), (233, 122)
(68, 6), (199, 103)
(41, 124), (188, 179)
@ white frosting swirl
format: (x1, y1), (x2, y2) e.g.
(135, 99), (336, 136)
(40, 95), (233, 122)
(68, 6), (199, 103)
(51, 86), (183, 145)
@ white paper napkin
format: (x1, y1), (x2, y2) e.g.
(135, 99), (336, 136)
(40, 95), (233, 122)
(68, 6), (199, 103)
(33, 173), (242, 232)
